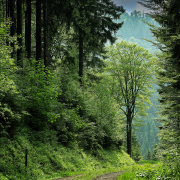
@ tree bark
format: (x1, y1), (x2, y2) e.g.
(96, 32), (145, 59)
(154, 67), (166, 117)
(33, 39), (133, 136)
(1, 0), (5, 18)
(25, 0), (31, 59)
(17, 0), (23, 67)
(6, 0), (9, 46)
(9, 0), (15, 57)
(78, 7), (83, 85)
(36, 0), (41, 66)
(43, 0), (48, 68)
(78, 5), (84, 86)
(127, 113), (132, 157)
(25, 9), (27, 48)
(6, 0), (9, 19)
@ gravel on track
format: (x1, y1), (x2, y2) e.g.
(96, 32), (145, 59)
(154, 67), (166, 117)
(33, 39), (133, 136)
(53, 171), (125, 180)
(91, 171), (125, 180)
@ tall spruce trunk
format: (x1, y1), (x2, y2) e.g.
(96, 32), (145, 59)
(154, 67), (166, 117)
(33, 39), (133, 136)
(36, 0), (41, 66)
(6, 0), (9, 19)
(17, 0), (23, 67)
(6, 0), (9, 46)
(25, 9), (27, 48)
(1, 0), (5, 18)
(9, 0), (15, 57)
(78, 6), (84, 86)
(26, 0), (31, 59)
(43, 0), (48, 68)
(79, 27), (83, 85)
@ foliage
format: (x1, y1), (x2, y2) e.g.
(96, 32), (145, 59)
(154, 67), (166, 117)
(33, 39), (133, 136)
(110, 11), (162, 156)
(84, 77), (126, 149)
(117, 161), (163, 180)
(13, 58), (60, 131)
(0, 19), (25, 138)
(152, 142), (159, 161)
(131, 131), (143, 161)
(1, 1), (180, 179)
(137, 114), (160, 158)
(0, 126), (135, 180)
(145, 148), (152, 160)
(160, 150), (180, 179)
(98, 39), (158, 156)
(0, 173), (8, 180)
(101, 40), (157, 123)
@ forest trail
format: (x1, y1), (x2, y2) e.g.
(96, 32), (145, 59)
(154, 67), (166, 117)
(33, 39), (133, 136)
(91, 171), (125, 180)
(53, 171), (125, 180)
(53, 173), (84, 180)
(53, 163), (156, 180)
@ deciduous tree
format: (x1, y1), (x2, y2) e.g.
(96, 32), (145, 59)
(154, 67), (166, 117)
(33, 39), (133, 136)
(99, 40), (157, 157)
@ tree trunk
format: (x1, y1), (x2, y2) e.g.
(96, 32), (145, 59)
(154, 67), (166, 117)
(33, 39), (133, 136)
(36, 0), (41, 66)
(25, 9), (27, 48)
(1, 0), (5, 18)
(9, 0), (15, 57)
(43, 0), (48, 68)
(6, 0), (9, 46)
(17, 0), (23, 67)
(26, 0), (31, 59)
(79, 27), (83, 85)
(78, 6), (84, 86)
(127, 113), (132, 157)
(6, 0), (9, 19)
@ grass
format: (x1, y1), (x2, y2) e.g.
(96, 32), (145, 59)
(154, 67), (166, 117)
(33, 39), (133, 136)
(2, 125), (173, 180)
(1, 125), (170, 180)
(136, 160), (160, 165)
(116, 161), (164, 180)
(0, 125), (136, 180)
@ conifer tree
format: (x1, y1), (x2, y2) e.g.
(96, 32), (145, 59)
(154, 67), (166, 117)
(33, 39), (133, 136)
(138, 0), (180, 155)
(36, 0), (42, 65)
(152, 142), (158, 161)
(17, 0), (22, 67)
(67, 0), (126, 85)
(25, 0), (31, 59)
(145, 148), (152, 160)
(9, 0), (15, 57)
(131, 130), (142, 161)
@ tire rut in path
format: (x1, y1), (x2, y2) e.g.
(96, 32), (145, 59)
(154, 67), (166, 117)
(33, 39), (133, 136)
(91, 171), (125, 180)
(53, 174), (84, 180)
(53, 171), (125, 180)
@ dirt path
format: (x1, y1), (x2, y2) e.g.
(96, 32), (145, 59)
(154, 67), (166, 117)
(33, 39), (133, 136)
(53, 174), (84, 180)
(53, 171), (125, 180)
(91, 171), (125, 180)
(52, 164), (146, 180)
(53, 163), (158, 180)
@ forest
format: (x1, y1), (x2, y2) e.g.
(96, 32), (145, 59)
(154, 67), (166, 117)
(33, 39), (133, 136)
(0, 0), (180, 179)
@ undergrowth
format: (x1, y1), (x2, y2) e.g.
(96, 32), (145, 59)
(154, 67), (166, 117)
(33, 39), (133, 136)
(117, 159), (180, 180)
(1, 125), (179, 180)
(0, 126), (135, 180)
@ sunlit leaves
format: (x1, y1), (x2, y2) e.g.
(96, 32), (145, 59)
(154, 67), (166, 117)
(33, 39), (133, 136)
(99, 40), (158, 121)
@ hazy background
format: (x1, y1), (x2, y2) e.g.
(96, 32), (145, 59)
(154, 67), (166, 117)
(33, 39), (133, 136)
(112, 0), (156, 17)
